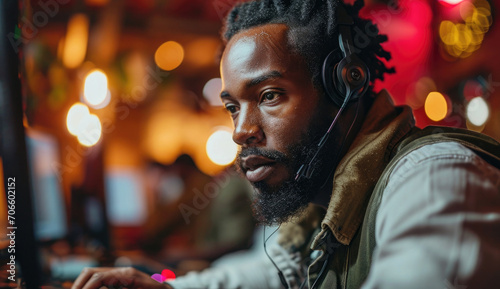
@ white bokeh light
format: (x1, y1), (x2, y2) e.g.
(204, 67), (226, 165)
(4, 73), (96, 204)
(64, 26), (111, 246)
(203, 78), (223, 106)
(206, 129), (237, 166)
(83, 69), (108, 107)
(77, 114), (102, 147)
(466, 97), (489, 126)
(67, 102), (90, 136)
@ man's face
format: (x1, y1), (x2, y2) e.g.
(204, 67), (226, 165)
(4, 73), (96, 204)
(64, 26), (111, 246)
(220, 24), (336, 224)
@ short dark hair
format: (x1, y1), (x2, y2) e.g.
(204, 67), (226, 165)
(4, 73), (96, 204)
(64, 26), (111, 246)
(222, 0), (395, 95)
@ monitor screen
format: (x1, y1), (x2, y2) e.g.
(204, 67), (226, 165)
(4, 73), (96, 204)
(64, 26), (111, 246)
(26, 129), (67, 241)
(105, 168), (147, 226)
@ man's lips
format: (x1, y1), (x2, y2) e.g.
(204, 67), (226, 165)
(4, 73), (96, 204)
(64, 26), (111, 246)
(241, 155), (276, 182)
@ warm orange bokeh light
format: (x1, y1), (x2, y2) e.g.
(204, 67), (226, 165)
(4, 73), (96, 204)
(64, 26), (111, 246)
(62, 14), (89, 69)
(154, 41), (184, 71)
(425, 92), (448, 122)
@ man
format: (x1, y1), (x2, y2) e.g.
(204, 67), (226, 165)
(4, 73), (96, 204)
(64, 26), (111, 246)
(73, 0), (500, 288)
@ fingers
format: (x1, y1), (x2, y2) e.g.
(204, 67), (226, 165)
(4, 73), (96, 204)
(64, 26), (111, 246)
(72, 267), (104, 289)
(71, 267), (134, 289)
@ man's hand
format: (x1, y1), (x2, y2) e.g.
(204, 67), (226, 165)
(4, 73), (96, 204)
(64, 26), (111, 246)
(71, 267), (173, 289)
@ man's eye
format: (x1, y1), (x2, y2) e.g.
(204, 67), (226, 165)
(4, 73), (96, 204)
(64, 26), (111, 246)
(262, 91), (280, 102)
(225, 105), (238, 114)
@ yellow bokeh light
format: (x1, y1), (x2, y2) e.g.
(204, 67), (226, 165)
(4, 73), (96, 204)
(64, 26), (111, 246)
(206, 129), (238, 166)
(66, 102), (90, 136)
(425, 92), (448, 122)
(439, 21), (458, 45)
(154, 41), (184, 71)
(456, 23), (472, 51)
(62, 14), (89, 69)
(441, 1), (492, 60)
(77, 114), (102, 147)
(83, 69), (108, 107)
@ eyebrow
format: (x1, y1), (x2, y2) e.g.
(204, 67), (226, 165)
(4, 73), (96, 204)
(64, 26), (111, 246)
(246, 70), (282, 88)
(220, 71), (283, 99)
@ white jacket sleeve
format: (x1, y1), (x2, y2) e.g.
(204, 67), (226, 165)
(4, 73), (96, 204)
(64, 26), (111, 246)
(166, 227), (299, 289)
(166, 256), (282, 289)
(362, 142), (500, 289)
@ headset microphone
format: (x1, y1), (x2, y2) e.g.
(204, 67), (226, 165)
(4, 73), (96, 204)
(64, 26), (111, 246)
(295, 92), (351, 182)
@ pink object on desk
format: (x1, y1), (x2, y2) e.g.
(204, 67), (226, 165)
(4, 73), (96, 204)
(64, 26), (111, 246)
(151, 269), (176, 283)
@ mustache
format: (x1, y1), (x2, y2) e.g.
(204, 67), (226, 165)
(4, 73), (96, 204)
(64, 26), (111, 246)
(237, 147), (288, 163)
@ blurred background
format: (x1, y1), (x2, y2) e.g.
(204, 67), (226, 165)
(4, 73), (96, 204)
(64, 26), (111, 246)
(0, 0), (499, 285)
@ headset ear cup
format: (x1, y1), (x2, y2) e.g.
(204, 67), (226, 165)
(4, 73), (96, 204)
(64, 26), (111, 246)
(321, 50), (345, 107)
(334, 58), (348, 97)
(336, 59), (370, 105)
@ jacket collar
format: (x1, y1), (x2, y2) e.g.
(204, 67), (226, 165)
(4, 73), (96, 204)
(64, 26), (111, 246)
(312, 89), (414, 247)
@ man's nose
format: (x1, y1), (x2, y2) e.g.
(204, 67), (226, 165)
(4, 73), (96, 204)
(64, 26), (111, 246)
(232, 107), (263, 146)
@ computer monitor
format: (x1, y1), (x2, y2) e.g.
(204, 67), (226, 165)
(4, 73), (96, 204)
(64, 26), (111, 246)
(105, 168), (147, 227)
(25, 129), (67, 242)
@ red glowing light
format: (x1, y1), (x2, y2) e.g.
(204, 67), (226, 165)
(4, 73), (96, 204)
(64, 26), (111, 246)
(162, 269), (176, 280)
(151, 269), (176, 283)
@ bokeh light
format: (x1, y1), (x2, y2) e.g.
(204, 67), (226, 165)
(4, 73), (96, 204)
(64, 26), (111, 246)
(466, 96), (489, 126)
(439, 0), (465, 5)
(425, 92), (448, 122)
(62, 14), (89, 69)
(154, 41), (184, 71)
(88, 90), (112, 109)
(185, 38), (220, 67)
(203, 78), (223, 106)
(77, 114), (102, 147)
(206, 129), (238, 166)
(83, 69), (109, 108)
(67, 103), (90, 136)
(438, 0), (492, 59)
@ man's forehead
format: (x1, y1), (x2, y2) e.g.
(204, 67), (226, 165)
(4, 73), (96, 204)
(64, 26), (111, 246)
(222, 23), (291, 65)
(229, 23), (289, 41)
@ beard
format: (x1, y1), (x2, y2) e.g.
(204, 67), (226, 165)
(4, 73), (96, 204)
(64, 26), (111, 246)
(237, 119), (339, 225)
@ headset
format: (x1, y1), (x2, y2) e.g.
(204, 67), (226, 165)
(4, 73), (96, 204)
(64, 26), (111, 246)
(321, 3), (370, 108)
(267, 2), (371, 289)
(295, 2), (370, 182)
(276, 2), (370, 285)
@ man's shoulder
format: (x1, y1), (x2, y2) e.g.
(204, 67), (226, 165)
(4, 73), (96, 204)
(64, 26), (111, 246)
(394, 140), (478, 168)
(384, 140), (499, 195)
